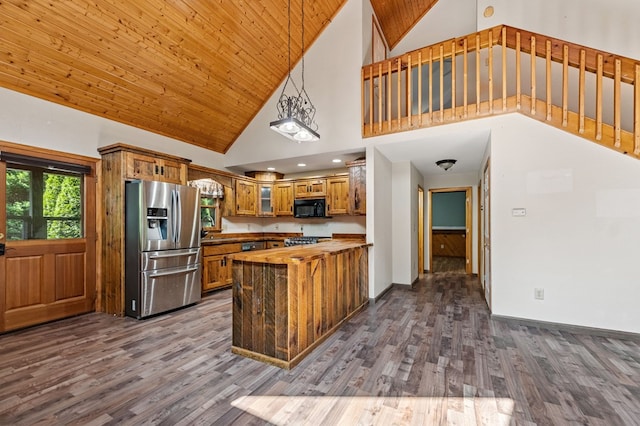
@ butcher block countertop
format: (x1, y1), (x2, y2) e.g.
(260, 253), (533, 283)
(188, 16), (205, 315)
(228, 240), (371, 264)
(200, 232), (300, 245)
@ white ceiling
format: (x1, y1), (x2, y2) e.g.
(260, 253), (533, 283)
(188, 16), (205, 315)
(227, 127), (490, 178)
(374, 128), (491, 177)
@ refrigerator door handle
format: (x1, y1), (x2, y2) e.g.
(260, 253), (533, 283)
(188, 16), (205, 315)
(149, 251), (198, 260)
(148, 266), (198, 279)
(175, 189), (182, 243)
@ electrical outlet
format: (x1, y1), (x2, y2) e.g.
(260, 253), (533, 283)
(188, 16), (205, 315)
(534, 288), (544, 300)
(274, 224), (279, 230)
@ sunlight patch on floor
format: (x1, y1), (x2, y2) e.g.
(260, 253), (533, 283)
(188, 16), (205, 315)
(231, 395), (515, 425)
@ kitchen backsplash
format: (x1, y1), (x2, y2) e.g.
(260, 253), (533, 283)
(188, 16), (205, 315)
(221, 216), (365, 237)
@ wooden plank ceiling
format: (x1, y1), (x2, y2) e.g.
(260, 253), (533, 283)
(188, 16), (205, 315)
(0, 0), (435, 154)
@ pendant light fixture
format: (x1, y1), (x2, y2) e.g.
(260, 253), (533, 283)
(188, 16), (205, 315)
(269, 0), (320, 142)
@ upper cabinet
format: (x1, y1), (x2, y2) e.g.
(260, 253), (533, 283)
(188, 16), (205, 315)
(235, 179), (257, 216)
(347, 159), (366, 215)
(326, 176), (350, 215)
(125, 152), (187, 184)
(294, 179), (326, 198)
(257, 183), (274, 216)
(273, 182), (294, 216)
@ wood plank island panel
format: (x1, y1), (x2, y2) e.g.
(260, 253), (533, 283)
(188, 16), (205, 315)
(230, 241), (370, 369)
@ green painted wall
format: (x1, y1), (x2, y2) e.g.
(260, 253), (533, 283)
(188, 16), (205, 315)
(432, 191), (465, 227)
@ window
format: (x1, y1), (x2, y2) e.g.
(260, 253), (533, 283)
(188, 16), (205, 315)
(6, 166), (83, 240)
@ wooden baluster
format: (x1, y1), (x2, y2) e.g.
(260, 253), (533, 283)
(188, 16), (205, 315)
(488, 31), (494, 114)
(562, 44), (569, 127)
(361, 68), (365, 134)
(614, 59), (621, 148)
(418, 51), (423, 126)
(579, 49), (586, 133)
(429, 47), (434, 123)
(476, 34), (481, 115)
(546, 39), (552, 121)
(378, 62), (383, 133)
(407, 55), (413, 127)
(397, 58), (401, 128)
(502, 27), (507, 111)
(516, 31), (521, 110)
(387, 60), (392, 131)
(635, 64), (640, 155)
(531, 36), (537, 115)
(463, 37), (468, 118)
(451, 40), (457, 117)
(440, 44), (444, 121)
(596, 54), (603, 140)
(369, 64), (374, 134)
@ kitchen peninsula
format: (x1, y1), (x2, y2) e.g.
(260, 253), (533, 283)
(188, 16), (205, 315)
(229, 240), (370, 369)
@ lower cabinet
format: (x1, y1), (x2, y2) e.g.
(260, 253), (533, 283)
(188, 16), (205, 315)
(202, 254), (232, 291)
(202, 243), (241, 292)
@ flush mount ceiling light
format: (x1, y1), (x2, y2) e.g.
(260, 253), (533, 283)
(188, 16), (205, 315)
(269, 0), (319, 143)
(436, 159), (457, 171)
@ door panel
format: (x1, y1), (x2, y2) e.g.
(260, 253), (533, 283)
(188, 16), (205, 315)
(6, 256), (43, 310)
(55, 252), (86, 300)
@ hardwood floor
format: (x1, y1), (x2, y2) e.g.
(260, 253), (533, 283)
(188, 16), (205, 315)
(1, 273), (639, 425)
(431, 256), (466, 273)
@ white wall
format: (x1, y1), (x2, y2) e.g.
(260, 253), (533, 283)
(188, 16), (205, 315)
(369, 145), (393, 298)
(391, 161), (424, 285)
(489, 114), (640, 334)
(224, 0), (368, 169)
(0, 87), (227, 169)
(477, 0), (640, 58)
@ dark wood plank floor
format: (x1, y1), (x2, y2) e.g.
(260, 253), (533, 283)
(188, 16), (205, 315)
(1, 273), (639, 425)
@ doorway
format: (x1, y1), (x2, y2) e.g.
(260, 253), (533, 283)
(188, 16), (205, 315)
(0, 141), (97, 332)
(428, 187), (472, 274)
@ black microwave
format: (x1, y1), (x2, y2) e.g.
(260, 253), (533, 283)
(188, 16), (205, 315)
(294, 198), (326, 218)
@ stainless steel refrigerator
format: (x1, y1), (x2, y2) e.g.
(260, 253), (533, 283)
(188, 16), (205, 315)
(125, 180), (201, 319)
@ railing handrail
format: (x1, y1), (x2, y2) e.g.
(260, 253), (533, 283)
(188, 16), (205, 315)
(361, 24), (640, 159)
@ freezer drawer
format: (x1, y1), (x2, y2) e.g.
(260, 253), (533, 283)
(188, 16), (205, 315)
(140, 248), (201, 271)
(128, 264), (201, 318)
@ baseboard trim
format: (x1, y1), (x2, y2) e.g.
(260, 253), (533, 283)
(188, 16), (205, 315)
(491, 314), (640, 339)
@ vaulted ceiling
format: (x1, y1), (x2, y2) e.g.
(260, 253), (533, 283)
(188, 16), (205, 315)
(0, 0), (438, 154)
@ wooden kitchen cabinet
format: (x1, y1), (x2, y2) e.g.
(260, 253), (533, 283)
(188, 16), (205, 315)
(202, 243), (242, 292)
(294, 178), (326, 198)
(326, 175), (350, 215)
(347, 159), (366, 215)
(257, 183), (274, 216)
(202, 254), (232, 291)
(273, 182), (294, 216)
(235, 179), (257, 216)
(125, 151), (186, 184)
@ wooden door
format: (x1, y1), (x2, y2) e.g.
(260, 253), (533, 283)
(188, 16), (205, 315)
(326, 177), (349, 215)
(235, 180), (256, 216)
(273, 183), (293, 216)
(0, 144), (97, 332)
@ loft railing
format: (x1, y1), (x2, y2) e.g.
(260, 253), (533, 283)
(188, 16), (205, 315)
(361, 25), (640, 159)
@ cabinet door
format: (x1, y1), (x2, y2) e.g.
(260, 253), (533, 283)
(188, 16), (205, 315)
(235, 180), (257, 216)
(349, 164), (366, 215)
(258, 183), (274, 216)
(223, 255), (233, 286)
(203, 255), (227, 292)
(294, 181), (311, 198)
(326, 176), (350, 215)
(274, 183), (294, 216)
(160, 159), (186, 184)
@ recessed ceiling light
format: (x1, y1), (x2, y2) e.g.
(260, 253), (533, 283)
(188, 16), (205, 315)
(267, 167), (276, 171)
(332, 159), (342, 163)
(297, 163), (306, 167)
